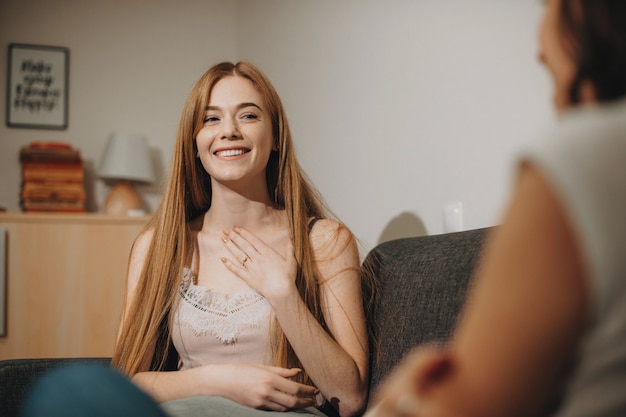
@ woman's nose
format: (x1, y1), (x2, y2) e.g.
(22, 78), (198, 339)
(221, 116), (241, 139)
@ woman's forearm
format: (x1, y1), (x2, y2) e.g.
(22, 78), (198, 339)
(131, 366), (215, 403)
(271, 293), (368, 417)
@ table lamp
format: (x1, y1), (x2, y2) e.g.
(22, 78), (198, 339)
(98, 132), (154, 215)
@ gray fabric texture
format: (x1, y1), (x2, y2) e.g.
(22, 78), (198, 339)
(364, 227), (490, 395)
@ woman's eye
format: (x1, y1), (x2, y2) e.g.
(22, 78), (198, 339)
(203, 115), (219, 123)
(241, 113), (258, 120)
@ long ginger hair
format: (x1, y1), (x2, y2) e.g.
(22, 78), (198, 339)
(112, 61), (358, 385)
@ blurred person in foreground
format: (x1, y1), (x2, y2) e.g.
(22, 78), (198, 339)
(366, 0), (626, 416)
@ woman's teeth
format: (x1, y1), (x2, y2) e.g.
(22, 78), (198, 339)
(217, 149), (246, 157)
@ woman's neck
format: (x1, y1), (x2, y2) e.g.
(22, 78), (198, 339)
(202, 181), (282, 231)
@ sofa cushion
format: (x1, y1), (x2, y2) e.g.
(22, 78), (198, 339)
(363, 227), (492, 395)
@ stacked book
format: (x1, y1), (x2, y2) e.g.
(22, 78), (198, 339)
(20, 142), (86, 212)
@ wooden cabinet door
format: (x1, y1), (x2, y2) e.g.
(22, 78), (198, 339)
(0, 213), (147, 359)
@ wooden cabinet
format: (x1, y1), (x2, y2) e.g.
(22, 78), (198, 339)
(0, 213), (148, 359)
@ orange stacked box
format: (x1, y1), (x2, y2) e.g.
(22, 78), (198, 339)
(19, 142), (86, 212)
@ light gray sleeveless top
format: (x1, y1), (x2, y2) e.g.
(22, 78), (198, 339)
(523, 99), (626, 417)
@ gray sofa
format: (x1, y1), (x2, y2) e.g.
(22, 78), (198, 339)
(0, 227), (490, 417)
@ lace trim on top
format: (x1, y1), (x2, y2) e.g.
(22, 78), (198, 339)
(175, 267), (271, 345)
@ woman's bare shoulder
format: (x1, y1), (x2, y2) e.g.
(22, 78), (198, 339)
(132, 228), (155, 258)
(309, 218), (350, 238)
(127, 228), (155, 287)
(308, 218), (355, 257)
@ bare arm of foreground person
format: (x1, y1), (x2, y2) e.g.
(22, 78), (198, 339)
(221, 219), (369, 417)
(367, 163), (590, 417)
(117, 230), (319, 411)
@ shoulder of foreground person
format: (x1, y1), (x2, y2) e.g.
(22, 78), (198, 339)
(521, 98), (626, 317)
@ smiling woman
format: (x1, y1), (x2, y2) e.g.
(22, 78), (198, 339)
(102, 61), (374, 417)
(195, 76), (276, 191)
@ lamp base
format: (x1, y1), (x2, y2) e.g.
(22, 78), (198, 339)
(103, 181), (142, 216)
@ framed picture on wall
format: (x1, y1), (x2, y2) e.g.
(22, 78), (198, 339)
(6, 43), (69, 130)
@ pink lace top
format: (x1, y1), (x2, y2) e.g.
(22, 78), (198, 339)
(171, 267), (273, 370)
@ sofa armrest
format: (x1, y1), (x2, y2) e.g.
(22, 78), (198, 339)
(364, 227), (492, 396)
(0, 357), (111, 417)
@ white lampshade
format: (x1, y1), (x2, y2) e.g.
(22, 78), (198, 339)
(98, 132), (154, 183)
(98, 132), (154, 216)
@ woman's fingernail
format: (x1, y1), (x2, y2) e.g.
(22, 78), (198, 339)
(220, 257), (227, 263)
(221, 236), (228, 243)
(223, 229), (230, 235)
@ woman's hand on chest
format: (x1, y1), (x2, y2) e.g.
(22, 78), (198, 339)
(218, 226), (299, 304)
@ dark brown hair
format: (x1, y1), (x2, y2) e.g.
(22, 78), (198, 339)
(558, 0), (626, 104)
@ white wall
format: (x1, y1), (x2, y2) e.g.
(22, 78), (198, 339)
(1, 0), (552, 252)
(237, 0), (553, 249)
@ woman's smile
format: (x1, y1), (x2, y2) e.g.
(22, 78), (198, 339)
(214, 147), (251, 158)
